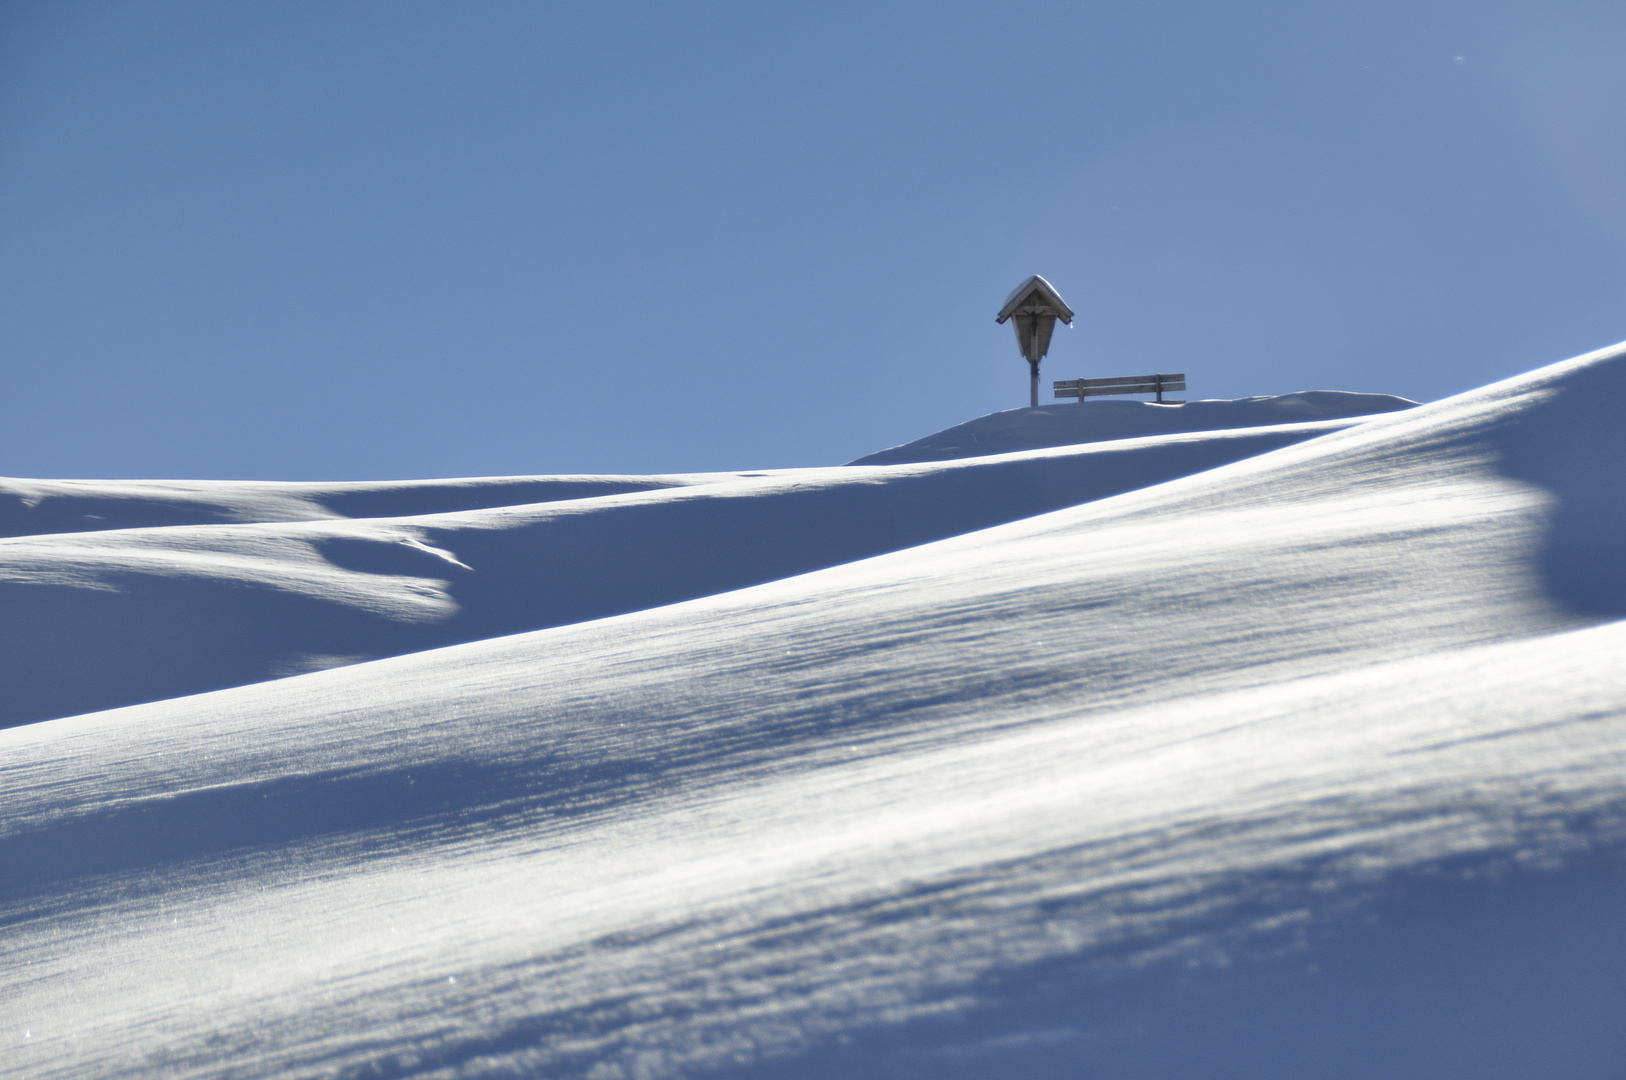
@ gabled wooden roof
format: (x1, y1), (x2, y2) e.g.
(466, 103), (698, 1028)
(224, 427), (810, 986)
(996, 275), (1075, 325)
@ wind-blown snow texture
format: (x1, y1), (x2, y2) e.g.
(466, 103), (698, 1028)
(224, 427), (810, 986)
(3, 360), (1624, 1079)
(0, 420), (1360, 728)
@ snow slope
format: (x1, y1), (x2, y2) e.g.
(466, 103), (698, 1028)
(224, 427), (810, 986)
(3, 350), (1624, 1078)
(0, 419), (1359, 728)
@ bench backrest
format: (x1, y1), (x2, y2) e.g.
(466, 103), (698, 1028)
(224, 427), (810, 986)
(1054, 373), (1186, 401)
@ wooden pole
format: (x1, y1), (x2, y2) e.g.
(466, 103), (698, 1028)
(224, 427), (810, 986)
(1027, 311), (1040, 407)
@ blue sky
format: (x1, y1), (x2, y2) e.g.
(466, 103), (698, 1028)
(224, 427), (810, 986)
(3, 1), (1625, 479)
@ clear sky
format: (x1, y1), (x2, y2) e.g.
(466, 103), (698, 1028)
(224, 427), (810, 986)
(4, 1), (1625, 479)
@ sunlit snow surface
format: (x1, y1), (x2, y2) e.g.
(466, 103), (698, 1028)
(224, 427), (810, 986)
(3, 351), (1625, 1078)
(0, 420), (1365, 728)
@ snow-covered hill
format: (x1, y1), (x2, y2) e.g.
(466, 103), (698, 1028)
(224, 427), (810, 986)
(3, 358), (1623, 1079)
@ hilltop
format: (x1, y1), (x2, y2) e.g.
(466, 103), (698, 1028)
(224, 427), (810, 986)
(849, 389), (1417, 464)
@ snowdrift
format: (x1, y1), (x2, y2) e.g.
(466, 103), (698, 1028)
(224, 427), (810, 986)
(3, 352), (1625, 1079)
(0, 472), (731, 538)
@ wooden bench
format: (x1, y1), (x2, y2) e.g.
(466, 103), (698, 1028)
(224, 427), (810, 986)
(1054, 373), (1186, 404)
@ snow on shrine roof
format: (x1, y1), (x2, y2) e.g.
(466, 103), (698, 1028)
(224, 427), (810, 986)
(996, 273), (1075, 324)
